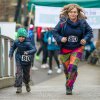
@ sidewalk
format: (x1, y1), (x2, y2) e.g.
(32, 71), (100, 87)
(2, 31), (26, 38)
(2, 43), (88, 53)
(0, 62), (100, 100)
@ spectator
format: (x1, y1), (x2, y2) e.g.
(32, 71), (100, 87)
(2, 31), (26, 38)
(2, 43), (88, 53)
(44, 28), (62, 74)
(28, 24), (38, 70)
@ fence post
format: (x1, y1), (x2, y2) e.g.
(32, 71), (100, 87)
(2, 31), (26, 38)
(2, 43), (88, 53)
(10, 41), (14, 76)
(4, 39), (9, 77)
(0, 37), (2, 78)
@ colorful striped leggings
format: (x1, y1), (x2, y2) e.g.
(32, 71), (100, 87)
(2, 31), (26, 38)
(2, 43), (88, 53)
(60, 46), (84, 90)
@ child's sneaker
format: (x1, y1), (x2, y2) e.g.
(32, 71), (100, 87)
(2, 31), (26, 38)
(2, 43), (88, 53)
(35, 55), (40, 60)
(31, 66), (38, 70)
(25, 84), (31, 92)
(60, 64), (63, 68)
(16, 87), (22, 93)
(48, 70), (53, 75)
(41, 64), (46, 68)
(57, 68), (62, 74)
(45, 64), (49, 68)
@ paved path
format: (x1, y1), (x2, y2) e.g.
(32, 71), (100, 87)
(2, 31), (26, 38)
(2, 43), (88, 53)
(0, 62), (100, 100)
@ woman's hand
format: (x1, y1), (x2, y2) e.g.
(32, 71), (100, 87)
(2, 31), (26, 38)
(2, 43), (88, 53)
(80, 39), (86, 45)
(61, 37), (67, 43)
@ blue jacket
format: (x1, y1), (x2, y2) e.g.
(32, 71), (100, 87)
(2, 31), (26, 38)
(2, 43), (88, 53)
(9, 38), (37, 65)
(85, 41), (96, 52)
(52, 17), (93, 50)
(44, 31), (60, 51)
(28, 30), (35, 46)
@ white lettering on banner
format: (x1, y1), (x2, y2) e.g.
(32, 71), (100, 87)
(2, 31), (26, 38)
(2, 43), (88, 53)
(35, 5), (100, 29)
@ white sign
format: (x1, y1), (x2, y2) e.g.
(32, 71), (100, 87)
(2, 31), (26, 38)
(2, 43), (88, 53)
(35, 6), (61, 27)
(0, 22), (16, 39)
(35, 5), (100, 29)
(85, 8), (100, 29)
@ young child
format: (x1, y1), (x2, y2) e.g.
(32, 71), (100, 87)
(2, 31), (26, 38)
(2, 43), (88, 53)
(36, 28), (49, 69)
(9, 28), (36, 93)
(44, 28), (62, 74)
(28, 24), (38, 70)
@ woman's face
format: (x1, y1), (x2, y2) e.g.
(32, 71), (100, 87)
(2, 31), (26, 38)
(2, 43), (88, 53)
(18, 37), (25, 42)
(68, 8), (78, 21)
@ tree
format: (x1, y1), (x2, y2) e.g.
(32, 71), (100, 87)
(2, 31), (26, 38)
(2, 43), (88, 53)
(14, 0), (22, 23)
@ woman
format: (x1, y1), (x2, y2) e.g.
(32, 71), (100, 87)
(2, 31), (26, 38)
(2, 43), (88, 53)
(52, 4), (93, 95)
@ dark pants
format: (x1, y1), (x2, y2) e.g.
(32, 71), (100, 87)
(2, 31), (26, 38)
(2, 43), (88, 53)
(84, 50), (91, 60)
(36, 42), (48, 64)
(90, 56), (98, 64)
(36, 46), (43, 56)
(48, 50), (60, 70)
(42, 45), (48, 64)
(31, 54), (35, 66)
(14, 61), (31, 87)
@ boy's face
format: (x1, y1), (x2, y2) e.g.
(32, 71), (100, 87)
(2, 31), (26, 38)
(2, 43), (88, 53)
(18, 37), (25, 42)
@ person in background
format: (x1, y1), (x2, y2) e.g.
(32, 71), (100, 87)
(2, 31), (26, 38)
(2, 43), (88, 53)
(24, 12), (34, 30)
(9, 28), (36, 93)
(28, 24), (38, 70)
(15, 24), (23, 40)
(84, 41), (96, 60)
(35, 27), (42, 60)
(36, 27), (44, 60)
(36, 26), (42, 42)
(44, 28), (62, 74)
(52, 4), (93, 95)
(36, 28), (49, 69)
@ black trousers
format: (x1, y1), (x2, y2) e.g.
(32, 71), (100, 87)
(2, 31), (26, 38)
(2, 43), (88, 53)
(42, 45), (48, 64)
(36, 46), (43, 56)
(36, 42), (48, 64)
(48, 50), (60, 70)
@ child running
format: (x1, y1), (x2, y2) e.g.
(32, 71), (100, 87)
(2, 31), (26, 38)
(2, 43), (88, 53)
(9, 28), (36, 93)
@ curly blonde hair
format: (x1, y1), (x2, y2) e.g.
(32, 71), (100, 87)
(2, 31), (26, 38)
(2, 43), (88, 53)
(60, 4), (87, 19)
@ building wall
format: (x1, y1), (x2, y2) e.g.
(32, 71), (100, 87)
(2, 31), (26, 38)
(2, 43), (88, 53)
(0, 0), (17, 21)
(0, 0), (28, 22)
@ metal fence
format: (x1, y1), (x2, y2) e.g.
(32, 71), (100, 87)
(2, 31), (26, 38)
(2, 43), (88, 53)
(0, 35), (15, 78)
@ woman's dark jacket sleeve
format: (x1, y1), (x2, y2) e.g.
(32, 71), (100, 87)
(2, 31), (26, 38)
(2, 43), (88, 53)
(52, 17), (67, 43)
(82, 20), (93, 43)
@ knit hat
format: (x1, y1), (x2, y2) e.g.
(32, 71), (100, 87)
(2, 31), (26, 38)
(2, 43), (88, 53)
(17, 28), (27, 37)
(29, 24), (34, 30)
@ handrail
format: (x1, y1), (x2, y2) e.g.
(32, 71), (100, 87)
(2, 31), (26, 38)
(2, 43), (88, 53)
(0, 35), (14, 41)
(0, 35), (15, 78)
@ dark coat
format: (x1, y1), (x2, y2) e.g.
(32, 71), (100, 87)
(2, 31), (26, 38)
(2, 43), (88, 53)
(9, 38), (36, 65)
(52, 17), (93, 50)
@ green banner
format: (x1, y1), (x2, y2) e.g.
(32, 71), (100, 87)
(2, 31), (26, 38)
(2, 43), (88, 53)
(28, 0), (100, 11)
